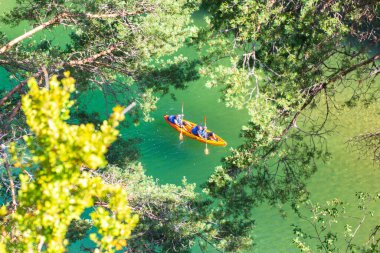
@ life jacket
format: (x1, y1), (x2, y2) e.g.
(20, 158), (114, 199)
(168, 115), (176, 123)
(199, 129), (207, 138)
(175, 116), (183, 125)
(192, 126), (200, 135)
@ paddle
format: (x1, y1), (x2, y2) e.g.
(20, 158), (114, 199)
(204, 116), (209, 155)
(179, 102), (184, 141)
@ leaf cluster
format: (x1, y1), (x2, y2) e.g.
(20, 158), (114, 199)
(0, 73), (138, 252)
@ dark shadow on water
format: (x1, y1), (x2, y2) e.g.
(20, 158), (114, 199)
(106, 137), (142, 167)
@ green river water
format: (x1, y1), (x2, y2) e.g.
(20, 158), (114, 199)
(1, 2), (379, 252)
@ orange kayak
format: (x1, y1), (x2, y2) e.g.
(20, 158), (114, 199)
(164, 115), (227, 147)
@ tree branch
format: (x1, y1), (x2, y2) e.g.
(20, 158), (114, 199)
(327, 52), (380, 84)
(67, 44), (121, 66)
(1, 152), (17, 211)
(7, 101), (22, 123)
(277, 52), (380, 140)
(122, 101), (137, 115)
(0, 51), (124, 108)
(0, 71), (42, 107)
(82, 10), (150, 19)
(0, 13), (68, 54)
(345, 215), (366, 253)
(0, 8), (152, 55)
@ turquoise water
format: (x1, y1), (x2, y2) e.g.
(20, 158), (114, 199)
(79, 75), (249, 186)
(252, 100), (380, 252)
(1, 2), (380, 252)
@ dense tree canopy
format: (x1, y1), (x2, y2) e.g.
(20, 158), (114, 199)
(197, 0), (380, 250)
(0, 0), (199, 127)
(198, 0), (379, 155)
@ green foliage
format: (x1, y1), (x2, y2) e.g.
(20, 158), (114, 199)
(139, 88), (160, 122)
(200, 0), (379, 131)
(106, 138), (141, 166)
(1, 1), (379, 252)
(89, 162), (254, 252)
(66, 107), (141, 166)
(196, 1), (380, 250)
(98, 163), (199, 252)
(0, 0), (201, 124)
(137, 55), (200, 94)
(0, 73), (138, 252)
(292, 192), (380, 252)
(199, 123), (326, 251)
(293, 199), (344, 252)
(66, 219), (92, 244)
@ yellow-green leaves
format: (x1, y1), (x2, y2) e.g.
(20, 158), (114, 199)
(90, 185), (138, 252)
(0, 205), (7, 217)
(3, 73), (138, 252)
(22, 73), (117, 170)
(140, 88), (159, 122)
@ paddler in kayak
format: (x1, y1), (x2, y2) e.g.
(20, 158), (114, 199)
(192, 125), (206, 137)
(192, 125), (218, 141)
(168, 114), (185, 127)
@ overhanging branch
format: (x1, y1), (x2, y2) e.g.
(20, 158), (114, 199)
(0, 71), (42, 107)
(1, 151), (17, 211)
(67, 44), (121, 66)
(277, 52), (380, 139)
(0, 13), (68, 54)
(0, 9), (152, 55)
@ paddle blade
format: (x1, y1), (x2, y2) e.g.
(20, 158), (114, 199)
(179, 132), (183, 141)
(204, 116), (208, 155)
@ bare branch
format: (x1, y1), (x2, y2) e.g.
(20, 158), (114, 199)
(0, 13), (68, 54)
(122, 101), (137, 115)
(277, 52), (380, 140)
(1, 152), (17, 211)
(82, 10), (150, 19)
(0, 8), (153, 55)
(0, 71), (42, 107)
(42, 66), (49, 88)
(348, 129), (380, 162)
(345, 215), (366, 253)
(67, 44), (121, 66)
(327, 52), (380, 84)
(7, 101), (22, 123)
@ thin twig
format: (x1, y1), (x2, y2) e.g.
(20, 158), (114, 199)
(7, 101), (22, 123)
(276, 51), (380, 141)
(42, 66), (49, 88)
(122, 101), (137, 115)
(1, 152), (17, 211)
(346, 215), (366, 253)
(0, 71), (42, 107)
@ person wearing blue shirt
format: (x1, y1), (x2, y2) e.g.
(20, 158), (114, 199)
(168, 114), (184, 127)
(191, 125), (201, 135)
(199, 126), (208, 138)
(192, 125), (218, 141)
(192, 125), (207, 138)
